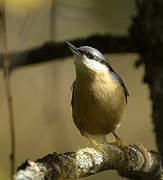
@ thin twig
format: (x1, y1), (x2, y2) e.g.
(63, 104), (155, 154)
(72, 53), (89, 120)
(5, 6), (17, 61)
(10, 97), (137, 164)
(0, 1), (16, 179)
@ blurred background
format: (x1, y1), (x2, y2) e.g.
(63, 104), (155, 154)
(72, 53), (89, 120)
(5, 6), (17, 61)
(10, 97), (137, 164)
(0, 0), (156, 179)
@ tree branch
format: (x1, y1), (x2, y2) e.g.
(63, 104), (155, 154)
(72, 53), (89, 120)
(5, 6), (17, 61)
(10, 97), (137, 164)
(0, 34), (137, 71)
(14, 143), (162, 180)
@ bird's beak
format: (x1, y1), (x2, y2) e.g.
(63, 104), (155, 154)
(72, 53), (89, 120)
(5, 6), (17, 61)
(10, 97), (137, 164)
(65, 41), (82, 57)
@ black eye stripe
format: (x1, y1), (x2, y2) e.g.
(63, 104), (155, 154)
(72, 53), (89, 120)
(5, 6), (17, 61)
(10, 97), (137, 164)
(78, 49), (106, 65)
(85, 52), (95, 59)
(86, 52), (106, 64)
(78, 49), (95, 59)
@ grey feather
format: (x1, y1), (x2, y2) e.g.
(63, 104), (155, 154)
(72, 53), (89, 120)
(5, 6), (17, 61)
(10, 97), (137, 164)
(71, 80), (76, 108)
(110, 69), (129, 103)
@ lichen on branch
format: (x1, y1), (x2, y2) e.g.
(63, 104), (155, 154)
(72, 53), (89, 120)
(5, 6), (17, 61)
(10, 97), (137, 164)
(14, 143), (162, 180)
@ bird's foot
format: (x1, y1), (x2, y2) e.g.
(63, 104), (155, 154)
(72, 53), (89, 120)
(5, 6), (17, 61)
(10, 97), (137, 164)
(112, 132), (130, 159)
(84, 133), (108, 158)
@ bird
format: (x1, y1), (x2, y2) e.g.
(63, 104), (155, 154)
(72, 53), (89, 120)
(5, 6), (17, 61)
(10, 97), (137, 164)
(66, 41), (129, 147)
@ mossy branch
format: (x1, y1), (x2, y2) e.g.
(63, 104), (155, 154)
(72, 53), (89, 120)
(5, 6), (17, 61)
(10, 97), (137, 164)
(14, 143), (162, 180)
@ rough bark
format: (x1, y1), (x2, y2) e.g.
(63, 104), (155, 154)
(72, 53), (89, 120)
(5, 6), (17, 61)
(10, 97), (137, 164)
(0, 34), (137, 71)
(14, 143), (162, 180)
(130, 0), (163, 164)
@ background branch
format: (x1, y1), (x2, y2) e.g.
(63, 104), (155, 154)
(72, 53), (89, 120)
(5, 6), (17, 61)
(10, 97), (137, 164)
(14, 143), (161, 180)
(0, 1), (16, 179)
(0, 34), (137, 71)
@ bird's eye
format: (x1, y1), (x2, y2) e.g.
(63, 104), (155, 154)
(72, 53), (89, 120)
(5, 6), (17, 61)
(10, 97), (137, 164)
(85, 52), (95, 59)
(100, 59), (106, 64)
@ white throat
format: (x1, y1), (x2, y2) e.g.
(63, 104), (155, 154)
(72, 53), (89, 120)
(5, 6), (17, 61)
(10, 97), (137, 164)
(83, 58), (107, 71)
(74, 56), (108, 73)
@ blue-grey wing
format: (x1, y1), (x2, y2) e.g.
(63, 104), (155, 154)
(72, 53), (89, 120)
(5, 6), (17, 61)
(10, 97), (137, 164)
(118, 77), (129, 102)
(71, 80), (76, 108)
(111, 70), (129, 103)
(102, 57), (129, 103)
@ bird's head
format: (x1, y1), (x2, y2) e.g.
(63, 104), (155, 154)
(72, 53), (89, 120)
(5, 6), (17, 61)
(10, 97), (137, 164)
(66, 41), (111, 74)
(66, 41), (129, 102)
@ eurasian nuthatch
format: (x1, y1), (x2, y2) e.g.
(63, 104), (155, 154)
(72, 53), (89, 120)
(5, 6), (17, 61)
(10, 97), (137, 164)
(66, 42), (129, 144)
